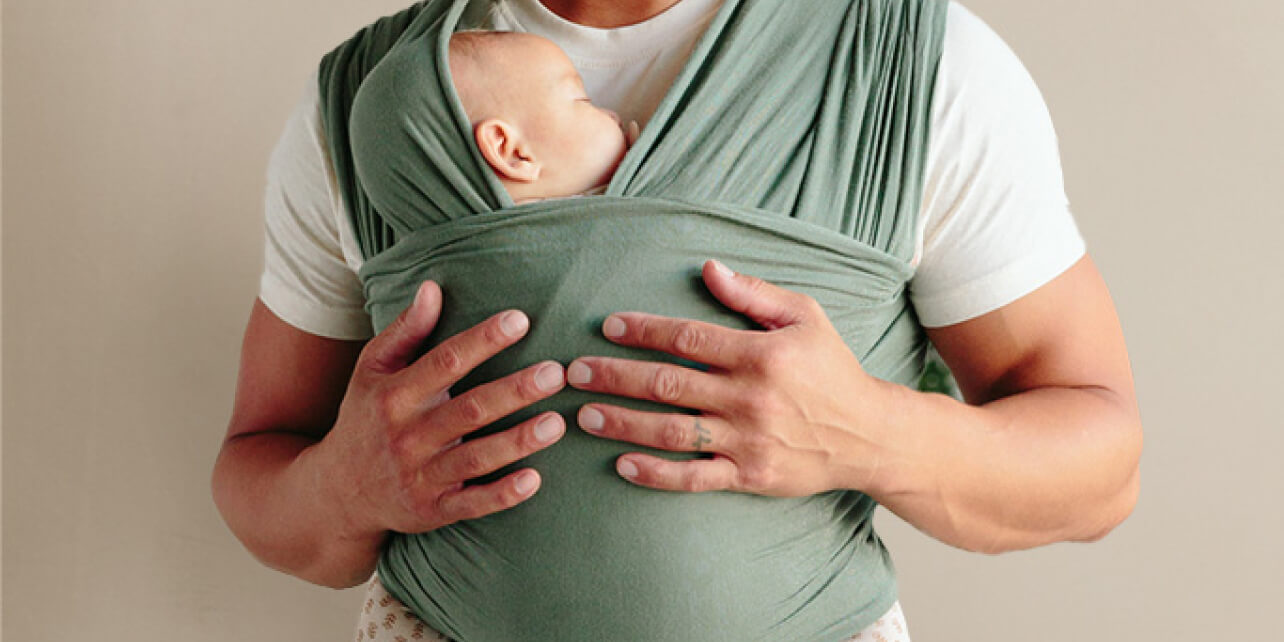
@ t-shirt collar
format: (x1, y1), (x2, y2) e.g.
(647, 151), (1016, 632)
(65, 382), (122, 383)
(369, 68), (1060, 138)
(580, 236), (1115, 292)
(496, 0), (724, 62)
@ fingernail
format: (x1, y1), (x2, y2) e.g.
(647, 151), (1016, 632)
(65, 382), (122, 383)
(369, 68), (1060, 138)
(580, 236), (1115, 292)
(534, 414), (564, 443)
(411, 281), (434, 316)
(602, 316), (626, 339)
(501, 311), (530, 337)
(617, 459), (638, 479)
(535, 362), (564, 392)
(567, 361), (592, 386)
(710, 259), (733, 278)
(578, 406), (604, 433)
(514, 471), (538, 495)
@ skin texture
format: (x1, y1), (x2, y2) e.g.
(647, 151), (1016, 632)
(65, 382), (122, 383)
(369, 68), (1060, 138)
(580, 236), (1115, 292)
(211, 0), (1143, 590)
(450, 31), (635, 202)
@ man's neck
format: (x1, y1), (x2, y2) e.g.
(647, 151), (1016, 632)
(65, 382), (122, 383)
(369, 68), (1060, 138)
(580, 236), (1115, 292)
(537, 0), (685, 28)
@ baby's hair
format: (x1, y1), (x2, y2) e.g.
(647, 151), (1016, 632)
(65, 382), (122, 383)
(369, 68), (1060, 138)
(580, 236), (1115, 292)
(449, 30), (532, 120)
(449, 29), (522, 63)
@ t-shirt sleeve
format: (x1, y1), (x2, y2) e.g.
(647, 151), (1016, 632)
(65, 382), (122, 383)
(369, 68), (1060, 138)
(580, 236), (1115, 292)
(908, 2), (1087, 328)
(258, 70), (375, 340)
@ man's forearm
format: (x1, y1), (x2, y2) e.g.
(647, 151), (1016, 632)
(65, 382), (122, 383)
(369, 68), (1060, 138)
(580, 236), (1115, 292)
(861, 380), (1143, 554)
(211, 432), (387, 589)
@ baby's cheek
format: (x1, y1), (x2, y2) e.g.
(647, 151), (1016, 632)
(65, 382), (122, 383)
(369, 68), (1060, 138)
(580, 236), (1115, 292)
(605, 130), (628, 174)
(586, 133), (623, 188)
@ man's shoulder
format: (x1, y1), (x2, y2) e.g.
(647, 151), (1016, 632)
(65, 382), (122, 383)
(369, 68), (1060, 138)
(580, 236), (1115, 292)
(938, 1), (1035, 89)
(912, 1), (1085, 328)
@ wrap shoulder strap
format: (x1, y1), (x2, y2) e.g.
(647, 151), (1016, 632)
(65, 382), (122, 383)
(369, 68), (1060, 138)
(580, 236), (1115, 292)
(317, 0), (441, 261)
(320, 0), (947, 264)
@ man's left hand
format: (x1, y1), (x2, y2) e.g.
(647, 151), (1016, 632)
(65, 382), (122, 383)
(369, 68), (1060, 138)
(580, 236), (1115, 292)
(565, 259), (900, 497)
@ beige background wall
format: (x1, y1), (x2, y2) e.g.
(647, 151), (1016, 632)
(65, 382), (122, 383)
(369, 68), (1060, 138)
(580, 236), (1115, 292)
(4, 0), (1281, 639)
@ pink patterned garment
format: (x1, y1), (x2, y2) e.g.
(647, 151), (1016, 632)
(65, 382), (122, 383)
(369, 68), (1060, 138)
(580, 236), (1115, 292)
(353, 572), (912, 641)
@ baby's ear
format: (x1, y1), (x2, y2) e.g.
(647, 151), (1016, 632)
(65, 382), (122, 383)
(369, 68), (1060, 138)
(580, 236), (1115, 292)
(474, 119), (540, 183)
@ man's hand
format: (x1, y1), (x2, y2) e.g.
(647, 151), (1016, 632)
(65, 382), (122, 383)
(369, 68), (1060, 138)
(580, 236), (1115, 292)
(313, 280), (569, 541)
(213, 280), (568, 587)
(564, 259), (891, 497)
(564, 256), (1143, 554)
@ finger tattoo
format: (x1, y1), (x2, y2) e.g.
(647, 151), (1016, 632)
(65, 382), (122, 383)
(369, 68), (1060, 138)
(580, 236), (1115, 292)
(692, 418), (712, 451)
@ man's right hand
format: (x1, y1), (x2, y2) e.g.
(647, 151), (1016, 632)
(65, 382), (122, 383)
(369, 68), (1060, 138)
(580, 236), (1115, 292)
(212, 280), (565, 588)
(312, 279), (567, 542)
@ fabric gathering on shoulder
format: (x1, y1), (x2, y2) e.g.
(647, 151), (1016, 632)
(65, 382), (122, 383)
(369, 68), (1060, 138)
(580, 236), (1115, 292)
(258, 1), (1085, 342)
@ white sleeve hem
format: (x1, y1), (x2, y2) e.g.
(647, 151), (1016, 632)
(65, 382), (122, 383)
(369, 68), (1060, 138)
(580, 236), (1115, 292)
(259, 270), (375, 341)
(911, 237), (1086, 328)
(910, 3), (1087, 329)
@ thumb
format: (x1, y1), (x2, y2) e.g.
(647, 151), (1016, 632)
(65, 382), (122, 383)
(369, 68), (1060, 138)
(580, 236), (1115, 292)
(362, 280), (444, 374)
(701, 260), (809, 331)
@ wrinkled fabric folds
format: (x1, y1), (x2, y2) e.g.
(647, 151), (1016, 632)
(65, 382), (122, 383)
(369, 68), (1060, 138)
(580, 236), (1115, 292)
(318, 1), (946, 640)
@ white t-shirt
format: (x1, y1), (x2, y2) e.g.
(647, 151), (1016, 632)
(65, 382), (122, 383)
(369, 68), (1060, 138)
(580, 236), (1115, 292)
(258, 0), (1086, 340)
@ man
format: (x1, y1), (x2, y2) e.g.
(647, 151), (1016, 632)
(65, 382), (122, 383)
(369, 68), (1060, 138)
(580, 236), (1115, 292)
(212, 0), (1142, 637)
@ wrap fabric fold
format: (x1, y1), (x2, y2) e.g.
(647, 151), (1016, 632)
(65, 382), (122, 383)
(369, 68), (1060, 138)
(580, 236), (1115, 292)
(319, 0), (947, 640)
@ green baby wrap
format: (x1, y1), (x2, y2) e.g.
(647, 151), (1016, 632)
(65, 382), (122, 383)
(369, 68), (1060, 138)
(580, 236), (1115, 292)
(318, 0), (946, 639)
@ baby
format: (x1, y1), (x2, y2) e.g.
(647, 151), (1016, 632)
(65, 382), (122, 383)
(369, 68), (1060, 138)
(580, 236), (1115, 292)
(448, 30), (640, 204)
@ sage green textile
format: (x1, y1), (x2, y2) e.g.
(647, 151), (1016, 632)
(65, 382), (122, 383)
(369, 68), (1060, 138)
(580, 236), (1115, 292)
(318, 1), (947, 640)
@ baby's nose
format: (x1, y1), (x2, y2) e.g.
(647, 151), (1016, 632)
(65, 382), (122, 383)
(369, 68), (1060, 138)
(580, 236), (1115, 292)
(604, 108), (621, 125)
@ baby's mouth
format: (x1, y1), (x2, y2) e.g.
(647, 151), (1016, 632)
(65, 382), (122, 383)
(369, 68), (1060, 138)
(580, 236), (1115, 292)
(623, 119), (641, 146)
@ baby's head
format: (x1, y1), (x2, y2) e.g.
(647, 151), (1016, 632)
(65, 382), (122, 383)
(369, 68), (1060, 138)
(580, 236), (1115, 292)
(449, 31), (636, 203)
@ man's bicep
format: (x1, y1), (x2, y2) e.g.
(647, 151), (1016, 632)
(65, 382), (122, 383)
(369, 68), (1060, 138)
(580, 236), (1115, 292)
(923, 254), (1137, 409)
(225, 299), (366, 443)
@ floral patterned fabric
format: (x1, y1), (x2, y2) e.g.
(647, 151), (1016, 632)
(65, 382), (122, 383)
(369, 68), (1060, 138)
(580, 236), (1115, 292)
(353, 573), (912, 642)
